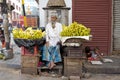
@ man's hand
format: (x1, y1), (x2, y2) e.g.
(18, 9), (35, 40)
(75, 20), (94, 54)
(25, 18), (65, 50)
(57, 41), (61, 45)
(46, 42), (49, 47)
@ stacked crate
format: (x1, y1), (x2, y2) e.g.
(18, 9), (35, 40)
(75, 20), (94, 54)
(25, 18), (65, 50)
(63, 46), (84, 57)
(21, 55), (39, 74)
(63, 38), (84, 77)
(21, 46), (39, 75)
(21, 46), (38, 56)
(64, 57), (82, 77)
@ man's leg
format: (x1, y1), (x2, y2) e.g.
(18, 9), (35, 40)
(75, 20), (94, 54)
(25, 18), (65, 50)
(49, 46), (62, 69)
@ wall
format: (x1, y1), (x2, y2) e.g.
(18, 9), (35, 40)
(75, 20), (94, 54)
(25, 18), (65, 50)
(39, 0), (72, 27)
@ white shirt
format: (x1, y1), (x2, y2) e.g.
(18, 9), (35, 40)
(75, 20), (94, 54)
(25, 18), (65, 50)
(45, 22), (62, 46)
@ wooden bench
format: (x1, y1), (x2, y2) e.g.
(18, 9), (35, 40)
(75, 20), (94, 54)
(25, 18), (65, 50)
(38, 64), (63, 75)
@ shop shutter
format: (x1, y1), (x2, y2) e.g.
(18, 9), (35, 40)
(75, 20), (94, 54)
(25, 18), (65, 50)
(72, 0), (112, 55)
(113, 0), (120, 50)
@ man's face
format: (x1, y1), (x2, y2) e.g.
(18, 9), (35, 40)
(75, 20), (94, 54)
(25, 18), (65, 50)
(51, 16), (57, 22)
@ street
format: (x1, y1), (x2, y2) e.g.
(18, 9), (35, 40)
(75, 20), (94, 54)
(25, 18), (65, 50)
(0, 68), (61, 80)
(82, 74), (120, 80)
(0, 0), (119, 80)
(0, 67), (120, 80)
(0, 34), (119, 80)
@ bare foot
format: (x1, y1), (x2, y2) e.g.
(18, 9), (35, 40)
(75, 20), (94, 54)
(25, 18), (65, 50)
(47, 62), (51, 69)
(49, 62), (56, 69)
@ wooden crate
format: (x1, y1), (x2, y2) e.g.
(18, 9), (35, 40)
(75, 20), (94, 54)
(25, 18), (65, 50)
(21, 67), (38, 75)
(21, 55), (39, 68)
(21, 55), (39, 75)
(64, 57), (82, 77)
(63, 46), (84, 57)
(21, 45), (38, 56)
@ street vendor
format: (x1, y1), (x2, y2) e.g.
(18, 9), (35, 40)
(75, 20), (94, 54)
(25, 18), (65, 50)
(42, 12), (62, 69)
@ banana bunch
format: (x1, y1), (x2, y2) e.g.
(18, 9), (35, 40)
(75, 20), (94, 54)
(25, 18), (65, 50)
(61, 22), (91, 36)
(12, 27), (45, 39)
(0, 54), (5, 59)
(12, 28), (23, 38)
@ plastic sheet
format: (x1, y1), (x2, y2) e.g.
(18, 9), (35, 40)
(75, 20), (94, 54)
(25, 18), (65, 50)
(14, 38), (46, 47)
(14, 38), (46, 54)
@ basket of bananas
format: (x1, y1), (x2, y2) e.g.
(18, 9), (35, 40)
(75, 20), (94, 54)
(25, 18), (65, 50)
(12, 27), (46, 47)
(60, 22), (92, 46)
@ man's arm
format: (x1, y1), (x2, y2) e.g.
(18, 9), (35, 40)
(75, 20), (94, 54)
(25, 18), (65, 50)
(45, 25), (50, 47)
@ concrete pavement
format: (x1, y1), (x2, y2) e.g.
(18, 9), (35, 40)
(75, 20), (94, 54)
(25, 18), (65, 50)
(0, 67), (62, 80)
(0, 33), (120, 80)
(82, 74), (120, 80)
(0, 67), (120, 80)
(0, 34), (21, 69)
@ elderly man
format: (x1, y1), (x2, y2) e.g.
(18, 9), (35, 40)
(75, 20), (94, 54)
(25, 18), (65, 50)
(42, 12), (62, 69)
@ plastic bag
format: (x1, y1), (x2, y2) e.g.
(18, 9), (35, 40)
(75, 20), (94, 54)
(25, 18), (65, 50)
(14, 38), (45, 47)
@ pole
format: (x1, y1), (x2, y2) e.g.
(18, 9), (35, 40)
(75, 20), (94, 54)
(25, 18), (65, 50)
(2, 0), (10, 49)
(1, 0), (14, 60)
(22, 0), (27, 27)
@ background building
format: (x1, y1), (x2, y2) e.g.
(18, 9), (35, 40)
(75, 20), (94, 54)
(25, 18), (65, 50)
(6, 0), (38, 27)
(39, 0), (72, 27)
(6, 0), (22, 26)
(24, 0), (39, 16)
